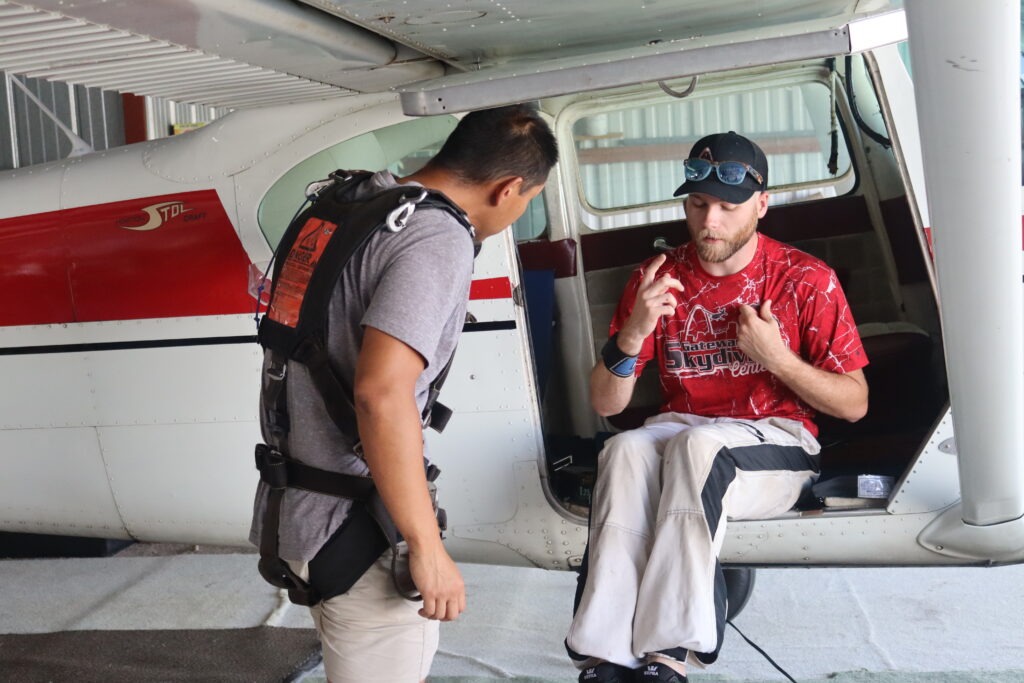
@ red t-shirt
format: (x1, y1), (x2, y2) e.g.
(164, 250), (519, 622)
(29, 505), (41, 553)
(610, 234), (868, 436)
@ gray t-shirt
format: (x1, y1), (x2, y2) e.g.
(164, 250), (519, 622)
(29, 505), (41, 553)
(249, 171), (475, 561)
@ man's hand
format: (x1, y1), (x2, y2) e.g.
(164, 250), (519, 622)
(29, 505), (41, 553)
(737, 299), (791, 371)
(410, 540), (466, 621)
(618, 254), (685, 354)
(737, 300), (868, 422)
(590, 254), (683, 416)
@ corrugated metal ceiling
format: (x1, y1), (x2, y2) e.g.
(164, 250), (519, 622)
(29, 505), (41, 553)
(0, 0), (905, 112)
(0, 1), (350, 108)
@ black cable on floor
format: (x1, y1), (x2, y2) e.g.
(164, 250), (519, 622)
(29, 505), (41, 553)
(726, 620), (797, 682)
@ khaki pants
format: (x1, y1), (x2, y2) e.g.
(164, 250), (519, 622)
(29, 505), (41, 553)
(289, 554), (439, 683)
(566, 413), (819, 669)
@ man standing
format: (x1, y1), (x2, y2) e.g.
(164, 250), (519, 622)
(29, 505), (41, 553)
(566, 131), (868, 682)
(251, 105), (557, 683)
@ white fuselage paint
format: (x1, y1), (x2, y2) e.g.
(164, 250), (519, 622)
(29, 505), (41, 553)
(0, 5), (1022, 569)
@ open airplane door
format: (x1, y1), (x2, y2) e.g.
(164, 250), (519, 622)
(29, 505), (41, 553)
(423, 219), (589, 569)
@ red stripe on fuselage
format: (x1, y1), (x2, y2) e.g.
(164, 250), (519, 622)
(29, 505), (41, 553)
(469, 277), (513, 300)
(0, 190), (253, 327)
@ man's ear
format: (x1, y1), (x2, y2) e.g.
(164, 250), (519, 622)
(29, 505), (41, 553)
(491, 176), (525, 206)
(756, 191), (769, 218)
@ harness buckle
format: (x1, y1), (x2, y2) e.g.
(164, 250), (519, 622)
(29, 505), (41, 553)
(257, 556), (321, 607)
(255, 444), (289, 489)
(386, 189), (429, 232)
(266, 362), (287, 381)
(425, 401), (453, 434)
(304, 177), (336, 201)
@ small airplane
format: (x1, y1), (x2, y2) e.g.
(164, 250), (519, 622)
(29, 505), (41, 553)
(1, 0), (1022, 614)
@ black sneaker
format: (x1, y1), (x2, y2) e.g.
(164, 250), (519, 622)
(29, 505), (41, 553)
(635, 661), (688, 682)
(579, 662), (635, 683)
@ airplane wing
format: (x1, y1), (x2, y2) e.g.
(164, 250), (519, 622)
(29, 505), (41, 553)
(0, 0), (444, 108)
(1, 0), (904, 110)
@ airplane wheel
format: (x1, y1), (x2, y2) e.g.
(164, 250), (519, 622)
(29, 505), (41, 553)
(724, 567), (756, 621)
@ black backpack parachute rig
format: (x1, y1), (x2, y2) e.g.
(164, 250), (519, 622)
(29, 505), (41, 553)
(253, 170), (474, 607)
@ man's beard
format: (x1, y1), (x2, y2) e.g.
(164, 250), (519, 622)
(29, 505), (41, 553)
(694, 213), (758, 263)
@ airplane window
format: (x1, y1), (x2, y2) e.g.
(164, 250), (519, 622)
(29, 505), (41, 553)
(512, 192), (548, 242)
(257, 115), (458, 248)
(572, 80), (854, 217)
(897, 41), (913, 78)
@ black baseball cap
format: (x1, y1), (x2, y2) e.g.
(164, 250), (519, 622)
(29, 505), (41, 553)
(672, 131), (769, 204)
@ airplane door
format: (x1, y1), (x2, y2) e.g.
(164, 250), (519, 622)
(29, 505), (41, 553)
(426, 180), (589, 570)
(426, 226), (558, 567)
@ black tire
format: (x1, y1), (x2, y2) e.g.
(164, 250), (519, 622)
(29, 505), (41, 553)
(724, 566), (756, 621)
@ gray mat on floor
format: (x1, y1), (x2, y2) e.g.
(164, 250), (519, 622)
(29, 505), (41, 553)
(426, 673), (1024, 683)
(0, 626), (320, 683)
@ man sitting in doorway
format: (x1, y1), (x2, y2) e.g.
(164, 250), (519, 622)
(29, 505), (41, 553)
(566, 131), (869, 682)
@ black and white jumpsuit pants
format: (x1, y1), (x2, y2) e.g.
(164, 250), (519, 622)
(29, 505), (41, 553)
(566, 412), (820, 669)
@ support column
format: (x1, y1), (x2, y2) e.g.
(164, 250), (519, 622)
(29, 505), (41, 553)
(905, 0), (1024, 527)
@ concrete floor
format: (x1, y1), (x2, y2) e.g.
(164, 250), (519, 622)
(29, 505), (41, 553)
(1, 546), (1023, 682)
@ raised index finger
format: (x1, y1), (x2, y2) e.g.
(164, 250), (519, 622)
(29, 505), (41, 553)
(641, 254), (667, 287)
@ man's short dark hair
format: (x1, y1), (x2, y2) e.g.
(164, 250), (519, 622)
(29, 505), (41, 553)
(429, 104), (558, 191)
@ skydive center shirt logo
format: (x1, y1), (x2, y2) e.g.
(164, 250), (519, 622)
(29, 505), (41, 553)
(663, 305), (767, 378)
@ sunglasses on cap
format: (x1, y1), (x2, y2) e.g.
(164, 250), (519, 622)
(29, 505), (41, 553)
(683, 158), (765, 187)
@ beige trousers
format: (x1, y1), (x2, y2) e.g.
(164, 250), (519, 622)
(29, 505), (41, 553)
(289, 554), (439, 683)
(566, 413), (819, 669)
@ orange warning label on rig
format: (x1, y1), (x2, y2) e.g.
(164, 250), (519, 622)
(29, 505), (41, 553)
(267, 217), (336, 327)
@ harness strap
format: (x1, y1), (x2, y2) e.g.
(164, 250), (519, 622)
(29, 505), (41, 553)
(292, 329), (458, 439)
(292, 337), (361, 444)
(255, 443), (375, 499)
(257, 486), (319, 605)
(423, 347), (456, 433)
(263, 355), (290, 444)
(255, 442), (378, 606)
(256, 441), (445, 605)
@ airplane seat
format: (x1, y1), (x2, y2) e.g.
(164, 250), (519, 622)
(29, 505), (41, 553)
(521, 268), (556, 396)
(785, 232), (901, 324)
(814, 321), (939, 481)
(517, 238), (579, 401)
(782, 223), (939, 485)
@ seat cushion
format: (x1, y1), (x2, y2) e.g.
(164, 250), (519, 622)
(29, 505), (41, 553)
(817, 325), (936, 441)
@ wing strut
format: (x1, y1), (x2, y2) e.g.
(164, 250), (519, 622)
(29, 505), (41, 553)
(906, 0), (1024, 560)
(8, 75), (93, 157)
